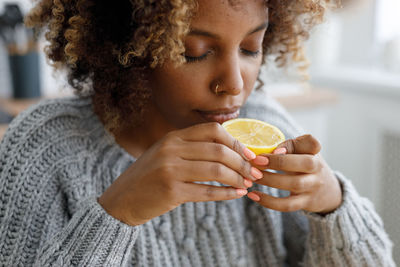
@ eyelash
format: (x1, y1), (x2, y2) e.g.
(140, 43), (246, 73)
(241, 49), (261, 58)
(185, 53), (210, 63)
(184, 49), (260, 63)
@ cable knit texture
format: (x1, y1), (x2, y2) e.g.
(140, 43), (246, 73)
(0, 89), (395, 266)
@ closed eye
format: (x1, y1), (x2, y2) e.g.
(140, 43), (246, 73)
(185, 53), (208, 63)
(184, 50), (213, 63)
(184, 48), (260, 63)
(241, 49), (261, 58)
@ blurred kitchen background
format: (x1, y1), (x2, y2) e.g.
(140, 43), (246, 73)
(0, 0), (399, 264)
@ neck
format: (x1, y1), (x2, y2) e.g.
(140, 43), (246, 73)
(115, 102), (175, 158)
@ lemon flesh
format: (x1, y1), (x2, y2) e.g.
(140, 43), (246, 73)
(222, 118), (285, 155)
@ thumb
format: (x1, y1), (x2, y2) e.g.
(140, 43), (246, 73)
(274, 134), (321, 155)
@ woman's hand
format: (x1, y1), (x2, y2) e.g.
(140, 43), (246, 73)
(247, 134), (343, 214)
(98, 122), (263, 226)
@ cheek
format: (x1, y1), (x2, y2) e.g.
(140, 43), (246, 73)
(150, 67), (208, 129)
(151, 67), (206, 109)
(243, 61), (262, 90)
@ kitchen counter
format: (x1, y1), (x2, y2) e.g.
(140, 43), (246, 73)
(0, 124), (7, 140)
(274, 87), (338, 110)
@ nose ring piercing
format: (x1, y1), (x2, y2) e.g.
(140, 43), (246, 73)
(215, 84), (220, 95)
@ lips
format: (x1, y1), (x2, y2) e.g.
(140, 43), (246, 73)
(197, 108), (240, 124)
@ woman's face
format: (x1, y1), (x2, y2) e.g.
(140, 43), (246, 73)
(149, 0), (268, 129)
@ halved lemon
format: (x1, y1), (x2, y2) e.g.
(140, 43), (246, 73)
(222, 118), (285, 155)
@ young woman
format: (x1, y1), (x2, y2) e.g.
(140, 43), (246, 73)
(0, 0), (394, 266)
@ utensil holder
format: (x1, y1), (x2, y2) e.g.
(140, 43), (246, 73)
(8, 50), (41, 99)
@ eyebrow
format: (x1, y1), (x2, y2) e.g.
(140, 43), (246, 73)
(188, 21), (268, 40)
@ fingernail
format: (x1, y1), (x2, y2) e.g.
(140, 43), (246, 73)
(251, 167), (263, 179)
(247, 192), (261, 202)
(273, 147), (287, 155)
(243, 178), (253, 188)
(243, 147), (256, 160)
(236, 189), (248, 196)
(253, 156), (269, 166)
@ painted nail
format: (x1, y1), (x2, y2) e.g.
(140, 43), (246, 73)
(236, 189), (248, 196)
(243, 178), (253, 188)
(253, 156), (269, 166)
(273, 147), (287, 155)
(247, 192), (261, 202)
(243, 147), (256, 160)
(251, 167), (263, 179)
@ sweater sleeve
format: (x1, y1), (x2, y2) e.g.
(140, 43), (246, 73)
(279, 172), (395, 266)
(299, 171), (395, 266)
(0, 101), (140, 266)
(34, 197), (140, 266)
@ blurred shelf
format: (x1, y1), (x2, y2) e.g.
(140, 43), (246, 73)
(311, 65), (400, 98)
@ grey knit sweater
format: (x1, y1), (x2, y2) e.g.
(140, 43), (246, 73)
(0, 89), (394, 266)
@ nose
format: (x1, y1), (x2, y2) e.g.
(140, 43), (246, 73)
(212, 54), (244, 96)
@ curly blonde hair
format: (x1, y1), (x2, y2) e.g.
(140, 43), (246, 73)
(25, 0), (339, 134)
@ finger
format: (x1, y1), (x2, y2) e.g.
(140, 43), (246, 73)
(273, 134), (321, 155)
(255, 171), (317, 194)
(251, 155), (270, 166)
(247, 191), (308, 212)
(173, 122), (256, 161)
(257, 154), (322, 174)
(178, 160), (253, 189)
(179, 141), (262, 181)
(182, 183), (247, 202)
